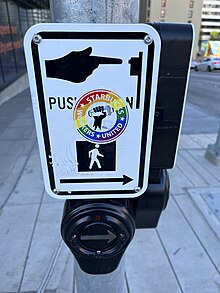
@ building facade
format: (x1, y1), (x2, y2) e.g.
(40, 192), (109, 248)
(139, 0), (204, 59)
(201, 0), (220, 40)
(0, 0), (50, 90)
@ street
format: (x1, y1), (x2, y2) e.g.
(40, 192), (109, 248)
(187, 70), (220, 116)
(182, 70), (220, 134)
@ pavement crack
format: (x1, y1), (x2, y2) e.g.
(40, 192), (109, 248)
(172, 195), (220, 274)
(155, 228), (184, 293)
(18, 188), (45, 292)
(0, 139), (37, 211)
(37, 238), (63, 293)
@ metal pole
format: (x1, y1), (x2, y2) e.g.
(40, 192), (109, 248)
(205, 122), (220, 166)
(50, 0), (139, 23)
(49, 0), (139, 292)
(74, 256), (127, 293)
(215, 124), (220, 147)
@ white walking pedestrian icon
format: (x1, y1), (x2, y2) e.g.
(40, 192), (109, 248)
(88, 144), (104, 169)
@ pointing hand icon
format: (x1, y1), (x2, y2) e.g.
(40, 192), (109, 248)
(45, 47), (122, 83)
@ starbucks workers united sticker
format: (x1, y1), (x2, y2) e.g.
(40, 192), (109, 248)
(74, 90), (129, 143)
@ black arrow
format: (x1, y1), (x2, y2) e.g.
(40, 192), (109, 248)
(60, 175), (133, 185)
(80, 230), (117, 244)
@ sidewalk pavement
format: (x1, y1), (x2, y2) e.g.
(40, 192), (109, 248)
(0, 89), (219, 293)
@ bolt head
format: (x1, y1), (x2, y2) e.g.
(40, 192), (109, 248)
(70, 235), (77, 242)
(144, 35), (153, 45)
(52, 189), (60, 194)
(134, 186), (141, 193)
(33, 34), (42, 44)
(119, 233), (126, 240)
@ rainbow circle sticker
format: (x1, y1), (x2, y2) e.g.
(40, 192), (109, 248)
(73, 89), (129, 143)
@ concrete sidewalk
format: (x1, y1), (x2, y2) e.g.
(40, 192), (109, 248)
(0, 89), (219, 292)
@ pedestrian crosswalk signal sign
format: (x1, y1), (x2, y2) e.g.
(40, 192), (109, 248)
(24, 23), (161, 199)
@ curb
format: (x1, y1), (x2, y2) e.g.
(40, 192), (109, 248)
(0, 73), (28, 106)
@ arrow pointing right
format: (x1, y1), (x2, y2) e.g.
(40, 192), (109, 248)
(60, 174), (133, 185)
(122, 175), (133, 185)
(80, 230), (117, 244)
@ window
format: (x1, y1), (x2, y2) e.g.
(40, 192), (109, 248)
(202, 11), (220, 16)
(161, 9), (166, 18)
(161, 0), (166, 7)
(189, 1), (194, 9)
(201, 18), (220, 22)
(0, 1), (50, 90)
(188, 10), (193, 18)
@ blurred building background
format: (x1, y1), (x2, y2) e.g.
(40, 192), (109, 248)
(140, 0), (220, 59)
(140, 0), (204, 59)
(0, 0), (220, 92)
(201, 0), (220, 40)
(0, 0), (50, 91)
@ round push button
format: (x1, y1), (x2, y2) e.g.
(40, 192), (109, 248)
(80, 223), (117, 250)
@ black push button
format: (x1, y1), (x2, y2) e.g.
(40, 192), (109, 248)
(61, 200), (135, 274)
(80, 223), (117, 250)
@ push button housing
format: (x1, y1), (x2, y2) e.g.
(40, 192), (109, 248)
(61, 200), (135, 274)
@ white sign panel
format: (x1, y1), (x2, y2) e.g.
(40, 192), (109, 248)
(24, 23), (161, 199)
